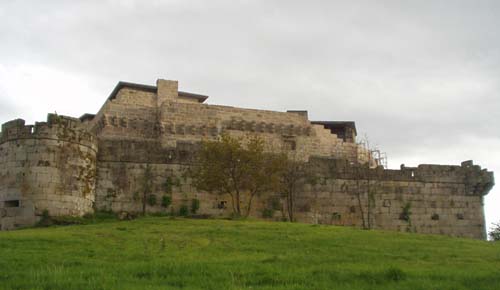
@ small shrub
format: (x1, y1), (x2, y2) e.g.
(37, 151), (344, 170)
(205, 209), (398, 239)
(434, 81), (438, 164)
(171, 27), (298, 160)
(191, 198), (200, 214)
(148, 212), (169, 217)
(358, 271), (384, 285)
(489, 222), (500, 241)
(118, 211), (138, 220)
(147, 194), (157, 206)
(262, 209), (274, 218)
(163, 176), (173, 193)
(51, 216), (86, 225)
(164, 176), (181, 193)
(384, 267), (406, 282)
(91, 210), (118, 220)
(36, 210), (118, 228)
(229, 212), (244, 220)
(270, 198), (281, 211)
(399, 202), (412, 222)
(179, 204), (189, 216)
(190, 214), (212, 219)
(161, 195), (172, 208)
(36, 209), (52, 227)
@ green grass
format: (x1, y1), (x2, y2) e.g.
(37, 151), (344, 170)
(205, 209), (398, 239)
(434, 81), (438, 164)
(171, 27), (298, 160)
(0, 217), (499, 290)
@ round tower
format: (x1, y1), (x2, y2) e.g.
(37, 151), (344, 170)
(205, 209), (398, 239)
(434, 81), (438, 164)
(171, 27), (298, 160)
(0, 114), (97, 230)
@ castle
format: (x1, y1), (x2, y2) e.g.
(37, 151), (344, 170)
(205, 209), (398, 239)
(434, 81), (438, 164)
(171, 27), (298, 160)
(0, 79), (494, 239)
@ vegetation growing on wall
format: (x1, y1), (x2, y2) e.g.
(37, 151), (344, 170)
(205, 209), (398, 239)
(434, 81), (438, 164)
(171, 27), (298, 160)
(147, 194), (157, 206)
(400, 202), (412, 222)
(262, 208), (274, 218)
(163, 175), (180, 194)
(179, 204), (189, 216)
(161, 195), (172, 208)
(190, 198), (200, 214)
(400, 202), (413, 232)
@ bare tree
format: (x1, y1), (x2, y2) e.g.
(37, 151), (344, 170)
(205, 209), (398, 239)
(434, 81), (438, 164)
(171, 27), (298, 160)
(141, 163), (153, 215)
(278, 159), (315, 222)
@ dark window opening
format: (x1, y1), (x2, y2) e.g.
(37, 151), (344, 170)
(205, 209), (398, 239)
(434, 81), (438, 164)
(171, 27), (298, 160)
(310, 121), (357, 142)
(431, 213), (439, 220)
(456, 213), (464, 220)
(4, 200), (20, 208)
(218, 201), (227, 209)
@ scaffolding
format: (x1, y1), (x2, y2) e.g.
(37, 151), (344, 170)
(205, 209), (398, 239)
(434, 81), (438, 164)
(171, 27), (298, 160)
(357, 135), (388, 169)
(370, 149), (388, 169)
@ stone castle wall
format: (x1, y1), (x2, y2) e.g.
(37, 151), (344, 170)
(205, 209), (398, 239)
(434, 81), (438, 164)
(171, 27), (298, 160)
(0, 79), (494, 239)
(92, 143), (493, 239)
(290, 158), (493, 239)
(87, 80), (379, 218)
(86, 81), (371, 164)
(158, 100), (364, 163)
(87, 87), (159, 140)
(0, 115), (97, 230)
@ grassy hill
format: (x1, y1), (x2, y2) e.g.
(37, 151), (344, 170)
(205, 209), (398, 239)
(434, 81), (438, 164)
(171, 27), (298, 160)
(0, 217), (499, 290)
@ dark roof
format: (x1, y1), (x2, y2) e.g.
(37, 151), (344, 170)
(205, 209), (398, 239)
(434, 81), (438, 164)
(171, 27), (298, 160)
(311, 121), (357, 135)
(79, 113), (96, 122)
(178, 91), (209, 103)
(107, 81), (208, 103)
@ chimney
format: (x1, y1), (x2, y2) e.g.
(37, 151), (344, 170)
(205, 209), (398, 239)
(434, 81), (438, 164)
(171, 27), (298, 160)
(156, 79), (178, 106)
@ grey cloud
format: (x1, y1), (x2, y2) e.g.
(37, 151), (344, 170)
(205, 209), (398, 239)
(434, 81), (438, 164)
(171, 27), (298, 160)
(1, 0), (499, 225)
(1, 0), (499, 158)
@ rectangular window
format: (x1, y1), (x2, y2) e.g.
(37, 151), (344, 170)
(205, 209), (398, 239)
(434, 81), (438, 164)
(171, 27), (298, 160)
(4, 200), (20, 207)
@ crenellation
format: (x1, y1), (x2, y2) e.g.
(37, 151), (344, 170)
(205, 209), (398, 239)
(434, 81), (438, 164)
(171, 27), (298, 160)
(0, 113), (98, 230)
(0, 78), (494, 239)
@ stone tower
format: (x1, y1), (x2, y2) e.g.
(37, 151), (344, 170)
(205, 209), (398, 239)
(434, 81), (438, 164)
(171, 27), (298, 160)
(0, 114), (97, 230)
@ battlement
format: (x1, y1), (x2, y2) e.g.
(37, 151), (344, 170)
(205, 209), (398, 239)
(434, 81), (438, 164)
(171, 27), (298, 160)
(0, 114), (97, 151)
(309, 157), (494, 196)
(1, 77), (494, 238)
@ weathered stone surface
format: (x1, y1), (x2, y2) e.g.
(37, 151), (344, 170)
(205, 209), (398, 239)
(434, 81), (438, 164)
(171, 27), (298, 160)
(0, 79), (494, 239)
(0, 114), (97, 230)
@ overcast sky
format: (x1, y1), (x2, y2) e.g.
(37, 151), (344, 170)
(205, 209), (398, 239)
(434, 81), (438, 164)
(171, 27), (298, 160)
(1, 0), (498, 231)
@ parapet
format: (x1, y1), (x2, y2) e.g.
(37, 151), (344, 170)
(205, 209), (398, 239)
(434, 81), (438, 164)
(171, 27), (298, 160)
(0, 114), (97, 151)
(309, 157), (494, 196)
(286, 110), (309, 120)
